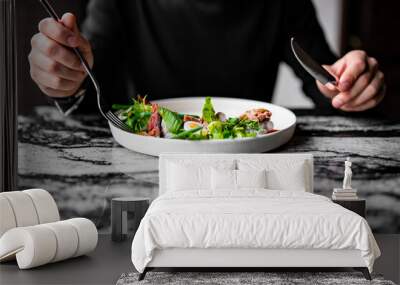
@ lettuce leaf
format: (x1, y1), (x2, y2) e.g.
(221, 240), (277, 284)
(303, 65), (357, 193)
(159, 107), (183, 134)
(114, 97), (152, 132)
(239, 119), (261, 131)
(207, 118), (260, 139)
(125, 111), (152, 132)
(208, 121), (224, 139)
(202, 97), (217, 123)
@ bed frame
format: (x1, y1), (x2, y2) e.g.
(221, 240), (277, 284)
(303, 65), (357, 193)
(138, 153), (372, 281)
(139, 248), (371, 280)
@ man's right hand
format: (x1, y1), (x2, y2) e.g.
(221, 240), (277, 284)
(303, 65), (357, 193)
(29, 13), (93, 98)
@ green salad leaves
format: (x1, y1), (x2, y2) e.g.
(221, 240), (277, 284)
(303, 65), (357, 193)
(112, 97), (152, 133)
(202, 97), (217, 123)
(113, 96), (270, 140)
(158, 107), (183, 134)
(207, 118), (260, 139)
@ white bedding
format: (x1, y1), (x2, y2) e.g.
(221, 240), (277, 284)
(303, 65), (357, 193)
(131, 190), (380, 273)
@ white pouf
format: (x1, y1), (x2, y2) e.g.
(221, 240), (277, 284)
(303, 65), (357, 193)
(23, 189), (60, 224)
(0, 226), (57, 268)
(0, 218), (98, 269)
(0, 189), (60, 238)
(1, 191), (39, 227)
(0, 189), (98, 269)
(0, 196), (17, 237)
(67, 218), (98, 257)
(42, 220), (79, 262)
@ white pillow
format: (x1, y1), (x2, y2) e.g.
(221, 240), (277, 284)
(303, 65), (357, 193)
(211, 169), (267, 190)
(237, 159), (307, 191)
(211, 169), (236, 190)
(237, 169), (267, 189)
(166, 160), (235, 191)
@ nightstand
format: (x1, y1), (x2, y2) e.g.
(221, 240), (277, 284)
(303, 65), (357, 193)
(332, 199), (366, 218)
(111, 197), (150, 242)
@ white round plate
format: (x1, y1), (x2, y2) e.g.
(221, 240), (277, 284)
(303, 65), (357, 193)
(109, 97), (296, 156)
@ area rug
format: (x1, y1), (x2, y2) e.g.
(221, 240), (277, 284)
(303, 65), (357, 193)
(116, 272), (396, 285)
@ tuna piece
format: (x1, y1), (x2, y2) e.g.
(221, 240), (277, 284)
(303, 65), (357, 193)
(240, 108), (272, 122)
(183, 114), (202, 123)
(147, 104), (161, 137)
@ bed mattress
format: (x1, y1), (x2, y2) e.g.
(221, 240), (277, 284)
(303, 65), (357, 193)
(131, 190), (380, 273)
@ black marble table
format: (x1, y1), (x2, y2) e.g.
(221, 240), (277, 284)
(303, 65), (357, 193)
(17, 106), (400, 233)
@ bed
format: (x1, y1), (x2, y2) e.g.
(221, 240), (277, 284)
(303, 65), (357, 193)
(131, 153), (380, 280)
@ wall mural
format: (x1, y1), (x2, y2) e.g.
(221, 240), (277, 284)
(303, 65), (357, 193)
(18, 107), (400, 234)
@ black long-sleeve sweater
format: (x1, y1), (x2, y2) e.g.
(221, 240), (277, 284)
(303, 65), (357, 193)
(80, 0), (337, 111)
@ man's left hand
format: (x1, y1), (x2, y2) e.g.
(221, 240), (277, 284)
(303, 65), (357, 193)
(317, 50), (386, 112)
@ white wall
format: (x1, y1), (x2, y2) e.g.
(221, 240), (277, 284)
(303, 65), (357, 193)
(272, 0), (342, 108)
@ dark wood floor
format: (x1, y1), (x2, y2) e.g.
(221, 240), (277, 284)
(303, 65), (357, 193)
(0, 234), (398, 285)
(0, 235), (132, 285)
(374, 234), (400, 284)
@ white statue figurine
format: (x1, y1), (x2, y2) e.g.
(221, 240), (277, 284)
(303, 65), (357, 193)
(343, 157), (352, 190)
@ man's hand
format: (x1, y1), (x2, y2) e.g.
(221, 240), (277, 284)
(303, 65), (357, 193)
(317, 50), (386, 112)
(28, 13), (93, 98)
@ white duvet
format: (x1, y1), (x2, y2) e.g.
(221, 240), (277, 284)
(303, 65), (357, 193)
(131, 190), (380, 273)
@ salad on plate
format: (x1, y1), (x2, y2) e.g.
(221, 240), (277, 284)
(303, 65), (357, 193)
(112, 97), (276, 140)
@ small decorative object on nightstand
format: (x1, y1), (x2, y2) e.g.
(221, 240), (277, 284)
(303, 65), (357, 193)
(111, 197), (150, 242)
(332, 157), (359, 201)
(332, 157), (366, 217)
(332, 199), (366, 218)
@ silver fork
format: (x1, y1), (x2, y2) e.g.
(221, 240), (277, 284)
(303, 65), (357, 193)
(39, 0), (134, 133)
(80, 57), (134, 133)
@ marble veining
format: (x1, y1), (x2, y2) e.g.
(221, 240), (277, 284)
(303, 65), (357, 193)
(18, 107), (400, 233)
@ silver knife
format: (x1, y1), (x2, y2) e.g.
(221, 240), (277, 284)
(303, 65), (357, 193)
(291, 37), (337, 86)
